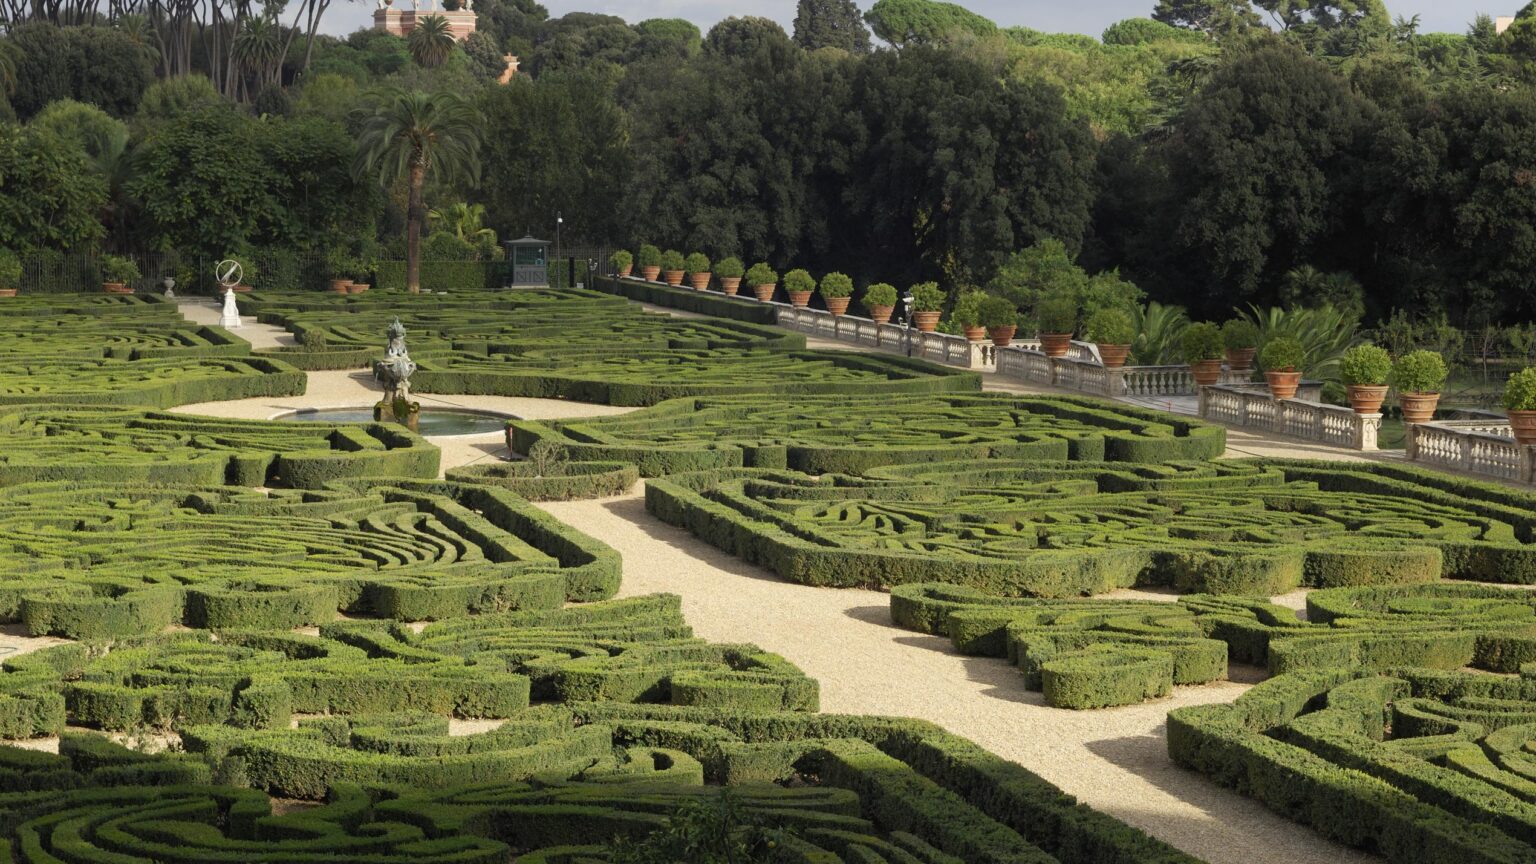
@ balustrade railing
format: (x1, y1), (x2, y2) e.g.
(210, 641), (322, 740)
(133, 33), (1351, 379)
(1407, 420), (1532, 483)
(1198, 384), (1381, 450)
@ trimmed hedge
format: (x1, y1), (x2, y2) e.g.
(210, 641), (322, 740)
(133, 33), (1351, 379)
(445, 459), (638, 500)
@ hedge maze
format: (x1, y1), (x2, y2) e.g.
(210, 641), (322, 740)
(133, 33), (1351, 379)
(511, 393), (1226, 476)
(647, 458), (1536, 596)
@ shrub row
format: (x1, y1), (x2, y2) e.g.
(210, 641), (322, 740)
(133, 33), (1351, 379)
(446, 459), (639, 500)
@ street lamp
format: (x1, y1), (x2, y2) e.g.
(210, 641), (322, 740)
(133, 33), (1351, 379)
(554, 213), (563, 287)
(900, 289), (915, 357)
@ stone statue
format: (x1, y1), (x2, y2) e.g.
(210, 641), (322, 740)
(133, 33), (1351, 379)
(219, 288), (241, 329)
(373, 318), (420, 431)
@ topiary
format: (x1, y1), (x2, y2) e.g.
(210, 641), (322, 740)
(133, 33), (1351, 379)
(1259, 336), (1306, 373)
(100, 255), (142, 284)
(1220, 319), (1259, 351)
(637, 245), (662, 268)
(0, 249), (21, 287)
(864, 283), (897, 309)
(685, 252), (710, 273)
(784, 269), (815, 295)
(952, 290), (987, 327)
(1391, 350), (1448, 394)
(1181, 322), (1224, 362)
(715, 257), (744, 279)
(1035, 295), (1077, 333)
(608, 250), (632, 273)
(1340, 344), (1392, 387)
(1085, 308), (1135, 345)
(746, 263), (777, 286)
(911, 282), (944, 312)
(660, 249), (686, 272)
(819, 272), (853, 298)
(1505, 368), (1536, 412)
(978, 295), (1017, 329)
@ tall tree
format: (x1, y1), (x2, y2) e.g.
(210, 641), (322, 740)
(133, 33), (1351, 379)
(1152, 0), (1262, 39)
(354, 89), (482, 293)
(408, 15), (457, 68)
(0, 125), (107, 250)
(863, 0), (996, 48)
(793, 0), (871, 53)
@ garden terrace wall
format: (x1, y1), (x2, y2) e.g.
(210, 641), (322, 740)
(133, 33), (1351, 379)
(1200, 383), (1381, 450)
(1408, 418), (1536, 484)
(590, 274), (780, 324)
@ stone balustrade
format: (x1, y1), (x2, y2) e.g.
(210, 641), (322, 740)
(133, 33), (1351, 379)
(1198, 384), (1380, 450)
(774, 305), (998, 369)
(993, 349), (1254, 399)
(1407, 420), (1534, 483)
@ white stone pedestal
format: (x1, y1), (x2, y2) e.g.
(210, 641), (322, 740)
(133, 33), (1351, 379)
(219, 289), (242, 329)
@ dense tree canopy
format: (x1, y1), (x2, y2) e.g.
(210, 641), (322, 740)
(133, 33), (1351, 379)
(794, 0), (872, 53)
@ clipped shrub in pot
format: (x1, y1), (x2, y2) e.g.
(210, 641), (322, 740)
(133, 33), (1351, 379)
(1221, 319), (1260, 372)
(1259, 336), (1306, 399)
(864, 282), (897, 323)
(783, 268), (815, 307)
(1181, 321), (1225, 386)
(952, 289), (987, 341)
(746, 262), (777, 301)
(326, 249), (354, 293)
(1085, 307), (1134, 368)
(0, 249), (20, 297)
(977, 295), (1016, 346)
(1391, 350), (1448, 424)
(637, 244), (662, 281)
(1035, 295), (1077, 357)
(1339, 343), (1392, 414)
(911, 282), (944, 332)
(819, 271), (854, 315)
(101, 255), (141, 294)
(1504, 367), (1536, 445)
(660, 249), (686, 286)
(716, 256), (744, 295)
(609, 249), (633, 278)
(685, 252), (711, 290)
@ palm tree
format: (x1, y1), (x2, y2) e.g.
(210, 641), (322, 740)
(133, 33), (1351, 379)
(354, 88), (483, 293)
(408, 15), (456, 69)
(233, 13), (285, 97)
(0, 40), (18, 97)
(428, 202), (496, 243)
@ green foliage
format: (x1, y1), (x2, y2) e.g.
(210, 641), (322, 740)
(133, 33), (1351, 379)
(863, 0), (998, 48)
(1339, 343), (1391, 386)
(793, 0), (871, 53)
(783, 268), (815, 294)
(978, 295), (1017, 329)
(0, 249), (21, 286)
(0, 125), (107, 251)
(1131, 302), (1190, 365)
(1390, 350), (1448, 393)
(990, 239), (1088, 315)
(685, 252), (711, 273)
(1220, 319), (1259, 351)
(863, 282), (897, 308)
(1079, 268), (1144, 317)
(1242, 304), (1359, 385)
(609, 249), (633, 272)
(818, 271), (853, 298)
(7, 21), (155, 120)
(1260, 336), (1306, 373)
(29, 100), (128, 176)
(1280, 265), (1364, 319)
(610, 790), (791, 863)
(715, 256), (744, 278)
(1505, 368), (1536, 412)
(1102, 17), (1212, 46)
(407, 14), (458, 68)
(659, 249), (686, 272)
(1085, 308), (1135, 345)
(1035, 294), (1078, 333)
(910, 282), (944, 312)
(638, 245), (663, 268)
(1180, 321), (1224, 361)
(951, 289), (986, 326)
(745, 262), (776, 285)
(99, 255), (140, 284)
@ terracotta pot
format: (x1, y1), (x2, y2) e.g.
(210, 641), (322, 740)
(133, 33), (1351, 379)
(1509, 410), (1536, 446)
(787, 290), (813, 308)
(1038, 333), (1072, 357)
(752, 283), (776, 301)
(1346, 384), (1389, 415)
(1225, 347), (1257, 372)
(330, 279), (351, 294)
(1266, 370), (1302, 400)
(912, 310), (941, 332)
(663, 270), (684, 287)
(962, 325), (987, 342)
(102, 281), (127, 294)
(868, 305), (894, 324)
(0, 288), (15, 297)
(348, 282), (369, 294)
(1191, 359), (1224, 387)
(1399, 392), (1440, 424)
(1098, 343), (1131, 368)
(989, 325), (1018, 347)
(720, 277), (741, 295)
(825, 297), (851, 316)
(640, 265), (661, 281)
(233, 284), (253, 293)
(618, 264), (633, 278)
(689, 272), (711, 290)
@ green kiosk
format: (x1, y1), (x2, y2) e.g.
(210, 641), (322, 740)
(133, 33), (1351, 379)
(506, 236), (550, 287)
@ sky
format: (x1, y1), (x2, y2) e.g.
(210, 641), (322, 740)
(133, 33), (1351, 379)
(322, 0), (1501, 41)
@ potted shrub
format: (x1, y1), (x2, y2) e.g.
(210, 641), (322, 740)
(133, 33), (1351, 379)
(101, 255), (140, 294)
(685, 252), (711, 290)
(1085, 307), (1134, 368)
(1035, 295), (1077, 357)
(911, 282), (944, 332)
(327, 251), (354, 294)
(1221, 319), (1260, 372)
(1182, 322), (1226, 386)
(1339, 343), (1391, 414)
(953, 290), (987, 341)
(820, 271), (854, 316)
(1391, 350), (1448, 424)
(783, 268), (815, 307)
(0, 249), (20, 297)
(1259, 336), (1306, 399)
(610, 249), (634, 278)
(864, 283), (898, 323)
(348, 258), (371, 294)
(1504, 367), (1536, 445)
(660, 249), (686, 286)
(716, 257), (744, 295)
(979, 296), (1018, 346)
(747, 262), (778, 301)
(637, 244), (662, 281)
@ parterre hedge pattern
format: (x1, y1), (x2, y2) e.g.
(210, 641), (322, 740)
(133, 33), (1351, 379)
(0, 405), (439, 487)
(646, 458), (1536, 596)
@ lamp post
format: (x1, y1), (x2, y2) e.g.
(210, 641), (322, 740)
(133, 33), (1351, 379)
(554, 213), (563, 287)
(900, 289), (915, 358)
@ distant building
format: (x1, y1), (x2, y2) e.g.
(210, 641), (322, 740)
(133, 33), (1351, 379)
(374, 0), (478, 42)
(1498, 15), (1516, 34)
